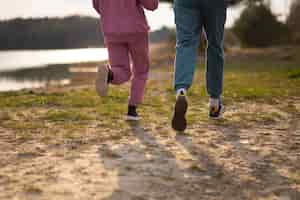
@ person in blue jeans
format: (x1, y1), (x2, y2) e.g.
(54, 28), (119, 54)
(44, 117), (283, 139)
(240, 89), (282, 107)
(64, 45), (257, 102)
(172, 0), (227, 131)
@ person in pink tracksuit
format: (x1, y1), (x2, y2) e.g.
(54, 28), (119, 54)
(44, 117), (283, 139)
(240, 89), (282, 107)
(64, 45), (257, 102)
(93, 0), (159, 121)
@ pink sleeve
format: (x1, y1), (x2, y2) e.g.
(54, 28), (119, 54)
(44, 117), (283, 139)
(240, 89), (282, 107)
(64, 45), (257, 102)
(139, 0), (159, 11)
(92, 0), (101, 15)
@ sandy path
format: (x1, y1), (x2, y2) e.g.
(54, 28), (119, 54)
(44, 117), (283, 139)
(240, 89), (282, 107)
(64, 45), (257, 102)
(2, 113), (299, 200)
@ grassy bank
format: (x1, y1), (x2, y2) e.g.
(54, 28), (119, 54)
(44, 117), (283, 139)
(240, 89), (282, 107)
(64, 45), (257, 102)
(1, 46), (300, 145)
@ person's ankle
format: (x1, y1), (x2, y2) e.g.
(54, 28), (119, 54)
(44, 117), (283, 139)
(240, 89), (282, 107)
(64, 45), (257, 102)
(128, 104), (137, 110)
(209, 97), (220, 108)
(107, 67), (113, 83)
(128, 105), (138, 116)
(176, 88), (187, 98)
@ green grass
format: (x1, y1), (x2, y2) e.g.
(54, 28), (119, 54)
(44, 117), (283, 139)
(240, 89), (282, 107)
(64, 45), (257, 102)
(45, 110), (93, 122)
(186, 58), (300, 101)
(0, 62), (297, 109)
(1, 51), (300, 144)
(288, 68), (300, 79)
(1, 120), (45, 130)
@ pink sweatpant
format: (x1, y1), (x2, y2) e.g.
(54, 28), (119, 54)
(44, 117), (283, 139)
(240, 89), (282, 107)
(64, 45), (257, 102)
(106, 33), (150, 106)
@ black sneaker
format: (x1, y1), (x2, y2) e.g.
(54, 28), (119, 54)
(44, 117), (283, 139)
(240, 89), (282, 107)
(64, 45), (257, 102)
(209, 102), (224, 119)
(126, 105), (141, 121)
(172, 91), (188, 132)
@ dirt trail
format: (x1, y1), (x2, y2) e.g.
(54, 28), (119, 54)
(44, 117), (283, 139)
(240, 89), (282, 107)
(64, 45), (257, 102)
(1, 45), (300, 200)
(2, 111), (299, 200)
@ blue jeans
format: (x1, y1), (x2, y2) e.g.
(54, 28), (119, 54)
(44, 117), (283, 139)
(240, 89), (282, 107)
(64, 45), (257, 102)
(174, 0), (227, 98)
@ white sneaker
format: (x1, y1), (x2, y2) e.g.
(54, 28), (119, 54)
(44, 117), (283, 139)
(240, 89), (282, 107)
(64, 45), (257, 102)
(96, 65), (109, 97)
(209, 98), (225, 119)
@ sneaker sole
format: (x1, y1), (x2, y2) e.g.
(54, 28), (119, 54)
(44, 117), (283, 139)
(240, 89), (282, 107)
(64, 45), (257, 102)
(125, 115), (141, 121)
(172, 96), (188, 132)
(96, 66), (109, 97)
(209, 105), (225, 120)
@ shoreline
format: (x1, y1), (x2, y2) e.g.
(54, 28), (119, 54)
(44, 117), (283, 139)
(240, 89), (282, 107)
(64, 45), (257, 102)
(0, 44), (299, 93)
(0, 43), (173, 92)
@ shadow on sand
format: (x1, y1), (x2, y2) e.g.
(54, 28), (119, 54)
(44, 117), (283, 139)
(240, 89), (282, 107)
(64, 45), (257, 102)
(97, 121), (299, 200)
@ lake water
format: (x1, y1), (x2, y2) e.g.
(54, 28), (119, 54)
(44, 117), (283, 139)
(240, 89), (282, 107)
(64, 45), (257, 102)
(0, 48), (108, 72)
(0, 48), (108, 91)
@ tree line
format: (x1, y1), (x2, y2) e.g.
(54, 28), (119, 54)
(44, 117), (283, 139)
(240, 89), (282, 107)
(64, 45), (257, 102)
(1, 0), (299, 49)
(162, 0), (300, 47)
(0, 16), (104, 50)
(0, 16), (173, 50)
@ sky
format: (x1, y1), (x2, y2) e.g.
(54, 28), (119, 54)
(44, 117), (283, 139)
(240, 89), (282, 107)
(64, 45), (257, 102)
(0, 0), (293, 30)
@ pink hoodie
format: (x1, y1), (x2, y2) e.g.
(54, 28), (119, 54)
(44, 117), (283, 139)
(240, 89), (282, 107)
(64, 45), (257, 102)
(93, 0), (159, 38)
